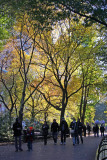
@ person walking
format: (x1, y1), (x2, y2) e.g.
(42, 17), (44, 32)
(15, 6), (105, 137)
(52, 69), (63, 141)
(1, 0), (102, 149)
(96, 124), (99, 137)
(70, 118), (78, 146)
(60, 117), (68, 145)
(100, 124), (105, 137)
(77, 118), (83, 144)
(93, 124), (96, 137)
(87, 124), (91, 136)
(13, 118), (23, 152)
(42, 121), (49, 145)
(26, 127), (34, 151)
(51, 119), (59, 144)
(83, 124), (86, 137)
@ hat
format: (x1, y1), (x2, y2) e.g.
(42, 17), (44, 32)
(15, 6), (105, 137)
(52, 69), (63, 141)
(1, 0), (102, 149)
(29, 127), (33, 131)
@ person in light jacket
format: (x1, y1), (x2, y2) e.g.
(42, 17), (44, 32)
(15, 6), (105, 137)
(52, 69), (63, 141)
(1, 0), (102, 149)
(70, 118), (78, 146)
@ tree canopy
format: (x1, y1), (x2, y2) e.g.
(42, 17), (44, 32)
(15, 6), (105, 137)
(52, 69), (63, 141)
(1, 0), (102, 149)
(0, 0), (106, 125)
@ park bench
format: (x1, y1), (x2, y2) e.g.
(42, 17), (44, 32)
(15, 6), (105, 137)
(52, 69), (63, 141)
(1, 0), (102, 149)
(95, 135), (107, 160)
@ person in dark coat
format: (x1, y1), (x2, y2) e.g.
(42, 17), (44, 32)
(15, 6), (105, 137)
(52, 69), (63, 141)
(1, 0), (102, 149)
(95, 124), (99, 137)
(87, 124), (91, 136)
(83, 124), (86, 137)
(77, 118), (83, 144)
(51, 119), (59, 144)
(13, 118), (23, 152)
(42, 121), (49, 145)
(60, 117), (68, 145)
(70, 118), (78, 146)
(93, 124), (96, 137)
(100, 124), (105, 137)
(93, 124), (99, 137)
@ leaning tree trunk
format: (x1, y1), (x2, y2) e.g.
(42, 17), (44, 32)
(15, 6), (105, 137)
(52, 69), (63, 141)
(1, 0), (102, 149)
(79, 86), (84, 120)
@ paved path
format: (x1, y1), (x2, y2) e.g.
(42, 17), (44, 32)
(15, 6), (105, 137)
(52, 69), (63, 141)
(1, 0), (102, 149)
(0, 135), (102, 160)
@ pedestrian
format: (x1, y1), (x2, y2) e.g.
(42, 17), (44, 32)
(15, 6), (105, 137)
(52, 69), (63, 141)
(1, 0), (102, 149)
(26, 127), (34, 151)
(51, 119), (59, 144)
(93, 124), (96, 137)
(100, 124), (105, 137)
(77, 118), (83, 144)
(87, 124), (91, 136)
(60, 117), (68, 145)
(42, 121), (49, 145)
(83, 124), (86, 137)
(70, 118), (78, 146)
(95, 124), (99, 137)
(13, 118), (23, 152)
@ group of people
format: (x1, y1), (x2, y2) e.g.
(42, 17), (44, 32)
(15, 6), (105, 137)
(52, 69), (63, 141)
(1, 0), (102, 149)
(12, 117), (106, 152)
(70, 118), (83, 145)
(13, 118), (34, 152)
(42, 117), (69, 145)
(93, 123), (105, 137)
(42, 117), (84, 146)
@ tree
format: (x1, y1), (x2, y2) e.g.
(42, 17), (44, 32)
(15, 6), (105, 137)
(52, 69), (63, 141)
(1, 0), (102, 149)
(31, 19), (100, 120)
(0, 49), (19, 126)
(0, 73), (17, 126)
(79, 61), (103, 124)
(0, 1), (106, 124)
(49, 0), (107, 27)
(2, 0), (107, 27)
(0, 13), (47, 123)
(0, 13), (11, 50)
(24, 89), (51, 122)
(74, 27), (105, 124)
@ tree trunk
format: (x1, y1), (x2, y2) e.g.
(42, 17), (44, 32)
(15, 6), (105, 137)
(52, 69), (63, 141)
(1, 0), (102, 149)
(19, 80), (27, 124)
(31, 98), (35, 122)
(19, 89), (26, 123)
(9, 111), (12, 129)
(81, 86), (89, 124)
(61, 107), (65, 119)
(19, 107), (24, 124)
(60, 89), (68, 121)
(80, 73), (84, 121)
(79, 86), (84, 120)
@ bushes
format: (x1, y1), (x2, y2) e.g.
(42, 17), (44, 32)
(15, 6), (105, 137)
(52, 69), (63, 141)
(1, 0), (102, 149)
(0, 112), (14, 142)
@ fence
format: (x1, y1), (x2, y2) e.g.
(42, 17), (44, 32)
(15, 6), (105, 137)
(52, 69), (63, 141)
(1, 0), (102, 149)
(95, 135), (107, 160)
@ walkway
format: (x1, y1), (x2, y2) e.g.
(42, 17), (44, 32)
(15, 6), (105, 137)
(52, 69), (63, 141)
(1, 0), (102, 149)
(0, 135), (102, 160)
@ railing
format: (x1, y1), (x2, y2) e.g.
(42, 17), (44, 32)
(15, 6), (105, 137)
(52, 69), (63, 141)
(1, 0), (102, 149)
(95, 135), (107, 160)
